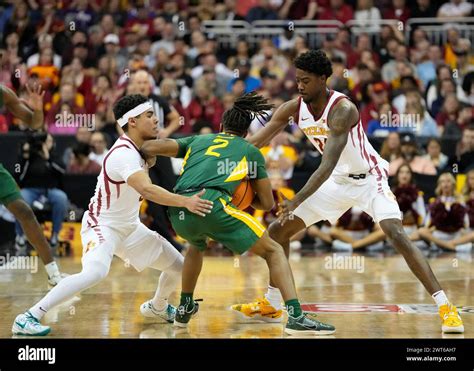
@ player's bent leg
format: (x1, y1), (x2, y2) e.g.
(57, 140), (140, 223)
(174, 246), (203, 327)
(267, 216), (306, 292)
(268, 216), (306, 259)
(379, 218), (464, 333)
(233, 232), (335, 335)
(6, 199), (54, 264)
(12, 259), (110, 336)
(141, 247), (184, 323)
(6, 198), (66, 286)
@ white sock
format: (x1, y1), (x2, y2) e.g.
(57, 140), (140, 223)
(432, 290), (449, 308)
(264, 286), (282, 310)
(29, 261), (109, 320)
(150, 256), (183, 311)
(44, 261), (60, 278)
(152, 298), (168, 312)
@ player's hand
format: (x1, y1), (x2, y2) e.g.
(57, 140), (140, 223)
(25, 82), (45, 111)
(276, 193), (296, 226)
(185, 189), (214, 217)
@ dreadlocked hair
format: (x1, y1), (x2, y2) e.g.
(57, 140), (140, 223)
(222, 92), (274, 135)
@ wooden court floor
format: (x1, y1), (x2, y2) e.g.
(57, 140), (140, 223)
(1, 250), (473, 338)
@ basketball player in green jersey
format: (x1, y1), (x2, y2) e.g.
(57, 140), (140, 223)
(141, 92), (335, 335)
(0, 84), (65, 285)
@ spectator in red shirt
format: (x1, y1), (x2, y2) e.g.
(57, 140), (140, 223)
(360, 81), (398, 132)
(318, 0), (354, 24)
(186, 78), (224, 133)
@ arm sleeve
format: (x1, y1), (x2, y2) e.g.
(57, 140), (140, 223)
(105, 147), (143, 182)
(175, 135), (196, 158)
(249, 145), (268, 180)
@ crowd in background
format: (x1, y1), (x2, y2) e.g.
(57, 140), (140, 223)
(0, 0), (473, 253)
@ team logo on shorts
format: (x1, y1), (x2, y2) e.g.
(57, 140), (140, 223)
(85, 241), (97, 253)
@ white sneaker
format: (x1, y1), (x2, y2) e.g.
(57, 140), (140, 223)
(140, 300), (176, 323)
(455, 243), (472, 252)
(48, 272), (68, 287)
(12, 312), (50, 336)
(332, 240), (352, 251)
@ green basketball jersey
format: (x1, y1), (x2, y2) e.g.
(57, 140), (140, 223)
(174, 133), (268, 195)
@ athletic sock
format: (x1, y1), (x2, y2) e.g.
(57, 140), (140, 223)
(180, 292), (194, 310)
(44, 261), (60, 279)
(432, 290), (449, 308)
(152, 298), (168, 312)
(285, 299), (303, 318)
(264, 286), (282, 310)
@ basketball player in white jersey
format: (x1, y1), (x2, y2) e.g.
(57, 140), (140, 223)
(232, 50), (464, 333)
(12, 94), (214, 336)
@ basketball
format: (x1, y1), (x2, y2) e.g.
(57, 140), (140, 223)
(232, 179), (255, 210)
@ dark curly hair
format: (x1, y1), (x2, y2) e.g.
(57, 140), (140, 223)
(222, 92), (274, 135)
(294, 49), (333, 79)
(113, 94), (149, 132)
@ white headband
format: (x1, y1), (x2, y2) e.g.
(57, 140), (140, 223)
(117, 102), (153, 127)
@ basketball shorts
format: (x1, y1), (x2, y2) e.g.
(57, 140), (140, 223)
(294, 174), (402, 227)
(168, 189), (265, 254)
(80, 219), (181, 272)
(0, 164), (22, 205)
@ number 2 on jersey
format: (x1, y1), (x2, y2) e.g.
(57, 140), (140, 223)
(205, 138), (229, 157)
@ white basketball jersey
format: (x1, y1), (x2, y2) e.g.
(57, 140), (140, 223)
(297, 90), (389, 179)
(83, 135), (147, 231)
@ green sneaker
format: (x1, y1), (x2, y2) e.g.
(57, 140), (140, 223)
(174, 299), (201, 327)
(285, 313), (335, 336)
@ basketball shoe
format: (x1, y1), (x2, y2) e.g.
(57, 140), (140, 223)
(140, 300), (176, 323)
(230, 297), (283, 323)
(439, 303), (464, 333)
(174, 300), (201, 327)
(12, 312), (50, 336)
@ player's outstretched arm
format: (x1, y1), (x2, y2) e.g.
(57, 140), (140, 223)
(141, 138), (180, 158)
(3, 83), (45, 129)
(247, 98), (299, 148)
(278, 99), (359, 225)
(250, 178), (275, 211)
(127, 170), (213, 217)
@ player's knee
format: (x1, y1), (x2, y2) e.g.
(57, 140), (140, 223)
(82, 262), (109, 285)
(268, 222), (288, 242)
(382, 221), (405, 243)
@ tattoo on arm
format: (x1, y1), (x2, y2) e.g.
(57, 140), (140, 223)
(292, 99), (359, 206)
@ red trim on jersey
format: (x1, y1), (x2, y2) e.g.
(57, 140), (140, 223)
(104, 176), (111, 210)
(93, 226), (105, 243)
(357, 122), (371, 168)
(88, 201), (98, 226)
(97, 187), (102, 217)
(102, 144), (130, 185)
(306, 90), (334, 122)
(116, 183), (121, 199)
(119, 135), (146, 159)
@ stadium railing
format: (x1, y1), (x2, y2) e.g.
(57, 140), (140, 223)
(405, 17), (474, 45)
